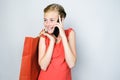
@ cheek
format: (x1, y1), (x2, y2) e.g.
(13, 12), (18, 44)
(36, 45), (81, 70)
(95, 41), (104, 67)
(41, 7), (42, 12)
(44, 23), (46, 26)
(44, 22), (56, 27)
(44, 22), (49, 27)
(50, 21), (56, 25)
(52, 21), (57, 25)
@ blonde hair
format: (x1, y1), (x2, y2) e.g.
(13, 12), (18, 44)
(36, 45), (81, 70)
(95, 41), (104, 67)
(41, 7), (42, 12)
(44, 3), (66, 18)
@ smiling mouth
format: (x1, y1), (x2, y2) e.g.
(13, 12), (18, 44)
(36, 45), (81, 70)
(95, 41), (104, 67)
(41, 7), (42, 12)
(46, 27), (55, 33)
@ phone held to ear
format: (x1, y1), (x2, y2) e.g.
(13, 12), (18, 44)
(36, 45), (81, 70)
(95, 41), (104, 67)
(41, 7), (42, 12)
(52, 27), (59, 37)
(52, 19), (60, 37)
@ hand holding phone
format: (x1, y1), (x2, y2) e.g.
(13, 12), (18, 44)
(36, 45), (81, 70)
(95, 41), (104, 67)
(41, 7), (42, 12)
(52, 27), (59, 37)
(52, 17), (62, 37)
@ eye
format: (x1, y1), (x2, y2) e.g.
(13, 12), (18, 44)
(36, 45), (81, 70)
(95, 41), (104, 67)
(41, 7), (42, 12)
(44, 19), (47, 22)
(50, 19), (54, 22)
(50, 18), (56, 22)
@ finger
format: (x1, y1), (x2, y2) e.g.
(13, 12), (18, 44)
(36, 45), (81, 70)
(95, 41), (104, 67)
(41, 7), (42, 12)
(55, 23), (60, 28)
(55, 22), (63, 28)
(39, 29), (45, 35)
(61, 18), (64, 24)
(43, 32), (50, 37)
(44, 33), (54, 39)
(58, 15), (62, 24)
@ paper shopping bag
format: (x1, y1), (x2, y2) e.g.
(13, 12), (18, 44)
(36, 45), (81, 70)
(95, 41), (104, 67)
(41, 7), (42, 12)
(19, 37), (40, 80)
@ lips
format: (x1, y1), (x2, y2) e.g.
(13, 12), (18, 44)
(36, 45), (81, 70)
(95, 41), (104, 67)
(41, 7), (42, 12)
(46, 27), (54, 33)
(47, 27), (53, 30)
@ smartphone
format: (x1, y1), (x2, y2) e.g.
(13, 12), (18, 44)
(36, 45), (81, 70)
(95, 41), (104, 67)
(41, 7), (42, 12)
(52, 27), (59, 37)
(52, 19), (60, 37)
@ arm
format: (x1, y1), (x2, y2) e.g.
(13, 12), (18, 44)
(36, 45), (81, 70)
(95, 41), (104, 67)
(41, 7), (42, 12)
(55, 16), (76, 68)
(61, 30), (77, 68)
(38, 34), (55, 71)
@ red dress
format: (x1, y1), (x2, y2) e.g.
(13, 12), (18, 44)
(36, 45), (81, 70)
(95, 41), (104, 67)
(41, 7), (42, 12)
(38, 28), (73, 80)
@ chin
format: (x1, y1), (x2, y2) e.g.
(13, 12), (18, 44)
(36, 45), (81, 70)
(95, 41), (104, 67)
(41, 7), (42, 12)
(47, 29), (54, 34)
(47, 31), (53, 34)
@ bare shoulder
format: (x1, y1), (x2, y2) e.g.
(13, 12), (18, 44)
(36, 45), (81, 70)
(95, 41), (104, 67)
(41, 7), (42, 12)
(68, 29), (76, 39)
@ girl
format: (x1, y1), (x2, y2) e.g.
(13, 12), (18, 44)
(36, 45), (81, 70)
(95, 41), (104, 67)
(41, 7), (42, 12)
(38, 3), (76, 80)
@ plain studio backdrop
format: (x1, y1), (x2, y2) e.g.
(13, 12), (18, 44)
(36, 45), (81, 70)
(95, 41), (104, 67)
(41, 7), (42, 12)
(0, 0), (120, 80)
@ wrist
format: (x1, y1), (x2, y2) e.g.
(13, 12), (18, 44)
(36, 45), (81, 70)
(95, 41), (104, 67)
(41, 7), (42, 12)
(50, 39), (55, 44)
(60, 30), (66, 38)
(61, 31), (66, 38)
(61, 33), (67, 42)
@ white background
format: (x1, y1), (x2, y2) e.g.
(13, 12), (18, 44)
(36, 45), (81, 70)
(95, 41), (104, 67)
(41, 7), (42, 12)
(0, 0), (120, 80)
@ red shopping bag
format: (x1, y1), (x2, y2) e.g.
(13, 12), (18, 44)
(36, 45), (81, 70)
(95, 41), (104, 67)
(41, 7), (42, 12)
(19, 37), (40, 80)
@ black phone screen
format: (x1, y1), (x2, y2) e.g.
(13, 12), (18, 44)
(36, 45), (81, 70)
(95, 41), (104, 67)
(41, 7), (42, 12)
(52, 18), (60, 37)
(52, 27), (59, 37)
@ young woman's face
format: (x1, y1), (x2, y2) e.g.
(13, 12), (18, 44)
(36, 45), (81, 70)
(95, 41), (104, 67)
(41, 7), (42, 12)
(44, 11), (59, 34)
